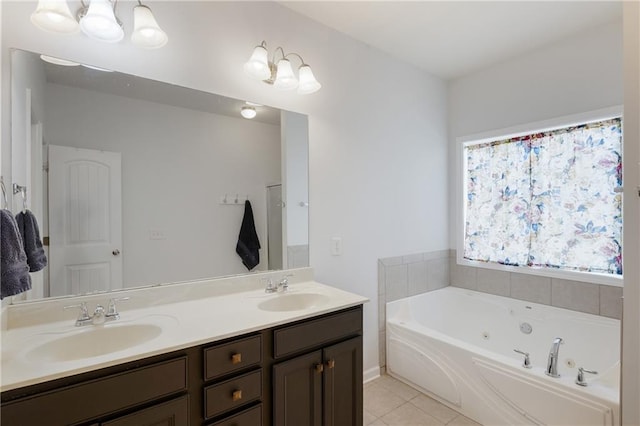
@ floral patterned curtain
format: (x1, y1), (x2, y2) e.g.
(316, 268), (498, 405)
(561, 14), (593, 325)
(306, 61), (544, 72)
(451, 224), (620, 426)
(464, 118), (622, 275)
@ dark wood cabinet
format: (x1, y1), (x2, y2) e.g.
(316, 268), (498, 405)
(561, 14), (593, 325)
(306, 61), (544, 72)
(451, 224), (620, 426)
(1, 305), (363, 426)
(273, 350), (323, 426)
(101, 395), (189, 426)
(273, 338), (362, 426)
(323, 337), (363, 426)
(272, 307), (363, 426)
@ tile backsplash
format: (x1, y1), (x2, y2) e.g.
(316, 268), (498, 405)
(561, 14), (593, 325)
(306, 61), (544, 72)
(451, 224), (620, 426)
(378, 249), (451, 372)
(378, 249), (623, 372)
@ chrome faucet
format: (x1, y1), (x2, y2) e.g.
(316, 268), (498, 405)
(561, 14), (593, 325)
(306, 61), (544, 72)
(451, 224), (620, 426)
(64, 297), (129, 326)
(545, 337), (563, 378)
(277, 273), (294, 292)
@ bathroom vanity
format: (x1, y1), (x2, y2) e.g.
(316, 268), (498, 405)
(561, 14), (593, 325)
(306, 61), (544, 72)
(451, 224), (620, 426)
(0, 271), (366, 425)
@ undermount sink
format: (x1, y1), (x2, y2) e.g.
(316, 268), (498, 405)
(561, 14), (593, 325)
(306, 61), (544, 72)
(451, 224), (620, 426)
(257, 292), (330, 312)
(26, 323), (163, 363)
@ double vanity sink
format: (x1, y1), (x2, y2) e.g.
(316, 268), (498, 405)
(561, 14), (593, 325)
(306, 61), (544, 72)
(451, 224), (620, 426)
(2, 271), (364, 391)
(18, 292), (330, 364)
(0, 268), (367, 426)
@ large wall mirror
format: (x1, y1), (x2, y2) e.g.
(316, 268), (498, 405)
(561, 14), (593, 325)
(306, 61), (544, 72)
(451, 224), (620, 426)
(9, 49), (309, 302)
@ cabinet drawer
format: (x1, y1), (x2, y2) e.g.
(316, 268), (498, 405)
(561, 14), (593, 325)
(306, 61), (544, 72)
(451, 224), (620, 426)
(204, 370), (262, 420)
(204, 335), (262, 380)
(209, 404), (262, 426)
(2, 357), (187, 425)
(102, 395), (189, 426)
(273, 307), (362, 359)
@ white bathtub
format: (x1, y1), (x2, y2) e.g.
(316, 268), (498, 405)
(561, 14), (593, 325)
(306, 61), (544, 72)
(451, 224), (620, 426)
(386, 287), (620, 426)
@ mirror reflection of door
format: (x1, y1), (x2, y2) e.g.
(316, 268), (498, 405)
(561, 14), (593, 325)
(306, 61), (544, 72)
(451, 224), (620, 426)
(267, 184), (283, 270)
(48, 145), (122, 296)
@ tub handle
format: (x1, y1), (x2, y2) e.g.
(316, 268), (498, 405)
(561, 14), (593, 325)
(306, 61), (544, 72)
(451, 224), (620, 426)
(514, 349), (532, 369)
(575, 367), (598, 386)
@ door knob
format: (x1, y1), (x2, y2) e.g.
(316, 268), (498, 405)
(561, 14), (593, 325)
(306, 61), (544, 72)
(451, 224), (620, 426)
(112, 249), (120, 256)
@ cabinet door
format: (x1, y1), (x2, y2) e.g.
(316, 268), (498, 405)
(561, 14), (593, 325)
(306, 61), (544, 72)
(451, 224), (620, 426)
(101, 395), (189, 426)
(273, 350), (323, 426)
(323, 337), (363, 426)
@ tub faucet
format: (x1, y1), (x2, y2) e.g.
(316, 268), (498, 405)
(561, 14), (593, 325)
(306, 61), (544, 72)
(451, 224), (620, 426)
(545, 337), (563, 378)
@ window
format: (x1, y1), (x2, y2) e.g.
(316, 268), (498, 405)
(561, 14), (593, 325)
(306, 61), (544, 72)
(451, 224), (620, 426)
(461, 116), (622, 282)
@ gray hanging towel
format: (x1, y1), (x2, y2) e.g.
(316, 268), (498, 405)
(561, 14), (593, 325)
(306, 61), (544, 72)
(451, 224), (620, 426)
(236, 200), (261, 270)
(16, 209), (48, 272)
(1, 209), (32, 299)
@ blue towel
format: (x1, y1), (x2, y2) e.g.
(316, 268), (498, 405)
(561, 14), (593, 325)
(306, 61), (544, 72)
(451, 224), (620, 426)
(16, 210), (47, 272)
(1, 209), (31, 299)
(236, 200), (261, 270)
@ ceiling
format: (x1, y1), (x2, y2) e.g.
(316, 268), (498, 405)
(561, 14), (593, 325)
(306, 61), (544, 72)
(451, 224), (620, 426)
(280, 1), (623, 80)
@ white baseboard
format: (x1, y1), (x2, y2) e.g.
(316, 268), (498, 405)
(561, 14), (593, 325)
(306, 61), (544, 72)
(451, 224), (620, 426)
(363, 366), (382, 383)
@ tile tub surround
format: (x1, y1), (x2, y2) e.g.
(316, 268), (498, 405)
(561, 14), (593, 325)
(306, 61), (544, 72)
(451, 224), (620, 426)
(449, 258), (623, 320)
(378, 250), (451, 371)
(378, 249), (622, 372)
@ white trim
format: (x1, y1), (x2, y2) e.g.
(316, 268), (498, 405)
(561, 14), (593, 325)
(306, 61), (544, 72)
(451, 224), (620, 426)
(457, 106), (624, 288)
(363, 366), (381, 384)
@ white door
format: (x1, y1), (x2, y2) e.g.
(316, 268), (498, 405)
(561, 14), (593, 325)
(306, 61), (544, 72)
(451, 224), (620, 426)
(48, 145), (122, 297)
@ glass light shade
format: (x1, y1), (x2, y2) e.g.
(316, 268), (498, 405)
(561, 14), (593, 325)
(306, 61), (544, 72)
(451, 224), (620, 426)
(297, 65), (321, 95)
(30, 0), (79, 34)
(273, 59), (298, 90)
(243, 45), (271, 81)
(241, 106), (257, 119)
(40, 54), (80, 66)
(131, 5), (168, 49)
(79, 0), (124, 43)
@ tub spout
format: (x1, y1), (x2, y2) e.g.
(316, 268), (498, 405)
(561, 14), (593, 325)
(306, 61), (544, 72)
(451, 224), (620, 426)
(545, 337), (563, 378)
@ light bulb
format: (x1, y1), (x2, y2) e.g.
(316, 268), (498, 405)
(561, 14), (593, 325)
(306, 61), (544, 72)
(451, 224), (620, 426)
(297, 64), (321, 95)
(273, 59), (298, 90)
(243, 45), (271, 81)
(79, 0), (124, 43)
(241, 106), (257, 119)
(131, 5), (168, 49)
(30, 0), (79, 34)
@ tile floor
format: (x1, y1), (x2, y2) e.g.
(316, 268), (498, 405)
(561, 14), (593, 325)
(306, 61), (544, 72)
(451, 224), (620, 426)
(364, 374), (481, 426)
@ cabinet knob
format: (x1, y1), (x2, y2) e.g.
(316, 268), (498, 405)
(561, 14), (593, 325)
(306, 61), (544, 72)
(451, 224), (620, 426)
(314, 363), (324, 373)
(232, 390), (243, 401)
(231, 353), (242, 364)
(326, 359), (335, 369)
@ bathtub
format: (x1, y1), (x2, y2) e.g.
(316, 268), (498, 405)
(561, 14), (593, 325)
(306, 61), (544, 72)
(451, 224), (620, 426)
(386, 287), (620, 426)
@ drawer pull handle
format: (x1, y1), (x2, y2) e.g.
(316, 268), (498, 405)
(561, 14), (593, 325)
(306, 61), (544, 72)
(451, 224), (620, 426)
(314, 363), (324, 373)
(231, 353), (242, 364)
(232, 390), (243, 401)
(326, 359), (336, 369)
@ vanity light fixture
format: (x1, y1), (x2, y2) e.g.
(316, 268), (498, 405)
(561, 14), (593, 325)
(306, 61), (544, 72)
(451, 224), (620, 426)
(30, 0), (168, 48)
(243, 41), (322, 95)
(241, 106), (257, 119)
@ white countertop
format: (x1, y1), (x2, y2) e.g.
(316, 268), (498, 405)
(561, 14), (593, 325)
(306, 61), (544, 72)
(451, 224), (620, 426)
(1, 273), (368, 392)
